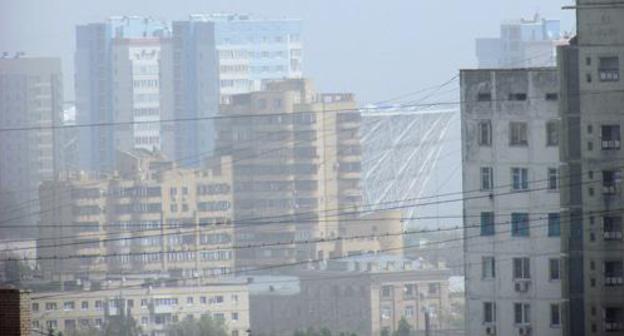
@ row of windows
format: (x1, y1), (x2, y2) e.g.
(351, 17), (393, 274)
(478, 120), (559, 147)
(479, 212), (560, 237)
(479, 167), (558, 191)
(482, 302), (561, 327)
(481, 256), (560, 281)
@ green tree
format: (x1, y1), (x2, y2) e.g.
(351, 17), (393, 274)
(166, 315), (228, 336)
(103, 308), (141, 336)
(392, 318), (412, 336)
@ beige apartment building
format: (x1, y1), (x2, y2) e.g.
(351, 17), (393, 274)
(217, 78), (369, 268)
(249, 256), (452, 336)
(38, 149), (235, 281)
(31, 280), (249, 336)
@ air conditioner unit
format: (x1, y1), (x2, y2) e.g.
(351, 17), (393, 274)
(518, 326), (532, 336)
(485, 326), (497, 335)
(514, 280), (531, 293)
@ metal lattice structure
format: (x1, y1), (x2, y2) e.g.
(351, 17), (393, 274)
(361, 106), (459, 225)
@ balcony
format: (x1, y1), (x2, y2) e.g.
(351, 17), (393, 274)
(604, 231), (624, 241)
(602, 140), (621, 150)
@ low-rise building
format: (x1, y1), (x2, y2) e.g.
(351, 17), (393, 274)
(31, 280), (249, 336)
(249, 255), (453, 336)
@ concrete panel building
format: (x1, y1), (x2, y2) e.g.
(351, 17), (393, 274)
(558, 1), (624, 335)
(0, 57), (63, 238)
(461, 68), (562, 336)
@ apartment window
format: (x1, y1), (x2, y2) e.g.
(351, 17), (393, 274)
(549, 258), (561, 280)
(141, 299), (148, 307)
(32, 303), (39, 312)
(182, 186), (188, 195)
(170, 187), (177, 196)
(601, 125), (621, 149)
(404, 306), (415, 318)
(170, 204), (178, 212)
(232, 312), (239, 321)
(545, 93), (559, 101)
(478, 92), (492, 102)
(513, 257), (531, 279)
(187, 297), (193, 304)
(548, 213), (561, 237)
(551, 304), (561, 327)
(605, 261), (624, 286)
(428, 283), (439, 295)
(481, 167), (494, 191)
(514, 303), (531, 324)
(141, 317), (148, 325)
(382, 285), (392, 297)
(481, 212), (495, 236)
(511, 213), (530, 237)
(482, 256), (496, 279)
(548, 168), (559, 190)
(478, 120), (492, 146)
(63, 301), (74, 311)
(483, 302), (496, 323)
(603, 170), (620, 194)
(512, 168), (529, 191)
(599, 56), (620, 82)
(605, 307), (624, 331)
(45, 302), (57, 311)
(547, 121), (559, 146)
(200, 296), (207, 304)
(95, 300), (103, 311)
(381, 306), (391, 319)
(510, 122), (528, 146)
(508, 93), (528, 101)
(81, 301), (88, 310)
(404, 284), (416, 298)
(604, 216), (623, 240)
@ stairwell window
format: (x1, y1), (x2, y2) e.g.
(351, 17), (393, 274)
(482, 256), (496, 279)
(548, 213), (561, 237)
(511, 213), (530, 237)
(549, 258), (561, 280)
(478, 120), (492, 146)
(551, 304), (561, 327)
(546, 121), (559, 146)
(481, 212), (495, 236)
(599, 56), (620, 82)
(548, 168), (559, 191)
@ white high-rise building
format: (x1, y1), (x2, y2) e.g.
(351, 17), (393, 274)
(476, 14), (563, 68)
(461, 68), (562, 336)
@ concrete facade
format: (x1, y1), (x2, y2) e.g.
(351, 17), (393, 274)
(558, 1), (624, 335)
(461, 68), (562, 336)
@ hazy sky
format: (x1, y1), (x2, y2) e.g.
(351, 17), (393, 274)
(1, 0), (574, 104)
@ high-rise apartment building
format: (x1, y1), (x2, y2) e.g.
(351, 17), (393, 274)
(0, 56), (63, 238)
(39, 150), (234, 281)
(217, 79), (376, 268)
(558, 2), (624, 335)
(476, 14), (563, 68)
(184, 14), (303, 102)
(461, 68), (562, 336)
(75, 16), (172, 173)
